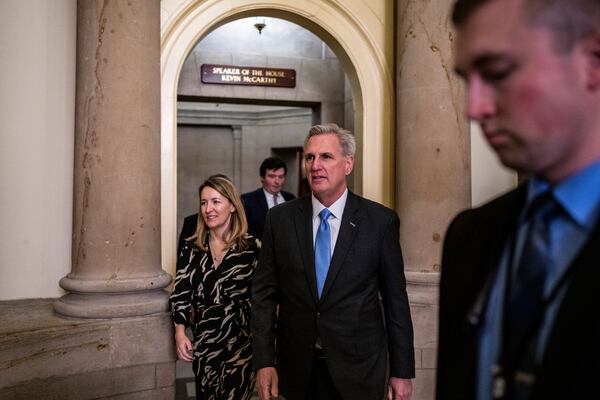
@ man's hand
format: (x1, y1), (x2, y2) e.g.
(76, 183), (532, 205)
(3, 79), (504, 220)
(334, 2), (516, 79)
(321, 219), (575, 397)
(387, 377), (413, 400)
(256, 367), (279, 400)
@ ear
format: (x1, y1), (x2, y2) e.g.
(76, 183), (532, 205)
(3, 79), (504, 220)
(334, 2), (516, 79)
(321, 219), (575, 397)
(583, 32), (600, 91)
(345, 155), (355, 176)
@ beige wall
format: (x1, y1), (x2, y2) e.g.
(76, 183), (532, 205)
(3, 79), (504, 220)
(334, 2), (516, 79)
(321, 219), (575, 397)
(177, 125), (235, 230)
(175, 16), (348, 228)
(177, 17), (347, 126)
(175, 104), (313, 234)
(0, 0), (76, 300)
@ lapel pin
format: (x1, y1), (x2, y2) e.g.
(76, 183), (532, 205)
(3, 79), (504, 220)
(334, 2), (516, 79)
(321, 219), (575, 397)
(349, 221), (356, 227)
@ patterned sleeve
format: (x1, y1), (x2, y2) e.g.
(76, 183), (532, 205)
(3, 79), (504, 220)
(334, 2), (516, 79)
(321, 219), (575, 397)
(169, 241), (196, 326)
(252, 236), (261, 268)
(242, 233), (261, 268)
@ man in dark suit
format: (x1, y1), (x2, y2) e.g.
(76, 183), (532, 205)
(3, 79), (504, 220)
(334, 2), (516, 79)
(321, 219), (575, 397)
(251, 124), (415, 400)
(437, 1), (600, 399)
(241, 157), (295, 239)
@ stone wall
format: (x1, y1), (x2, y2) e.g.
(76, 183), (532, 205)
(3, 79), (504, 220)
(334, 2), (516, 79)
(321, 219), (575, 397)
(0, 299), (175, 399)
(178, 17), (348, 125)
(174, 17), (353, 234)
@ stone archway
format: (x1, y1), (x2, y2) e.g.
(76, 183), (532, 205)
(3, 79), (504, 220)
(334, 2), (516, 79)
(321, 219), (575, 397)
(160, 0), (395, 276)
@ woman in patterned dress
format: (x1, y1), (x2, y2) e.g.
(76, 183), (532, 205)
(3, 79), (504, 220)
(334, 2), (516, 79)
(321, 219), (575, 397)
(170, 175), (260, 400)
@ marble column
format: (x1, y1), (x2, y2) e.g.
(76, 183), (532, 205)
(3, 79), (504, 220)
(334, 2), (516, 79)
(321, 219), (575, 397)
(395, 1), (470, 399)
(55, 0), (171, 318)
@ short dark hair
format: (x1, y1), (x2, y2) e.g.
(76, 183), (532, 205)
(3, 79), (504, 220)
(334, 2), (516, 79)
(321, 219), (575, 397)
(452, 0), (600, 52)
(259, 157), (287, 178)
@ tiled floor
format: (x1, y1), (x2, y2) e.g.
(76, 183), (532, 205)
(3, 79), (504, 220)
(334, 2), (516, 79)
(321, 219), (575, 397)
(175, 360), (259, 400)
(175, 360), (196, 400)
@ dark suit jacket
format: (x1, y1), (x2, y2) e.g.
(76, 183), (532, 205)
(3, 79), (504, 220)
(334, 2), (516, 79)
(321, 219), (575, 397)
(241, 188), (295, 240)
(437, 185), (600, 399)
(251, 192), (415, 400)
(177, 213), (198, 257)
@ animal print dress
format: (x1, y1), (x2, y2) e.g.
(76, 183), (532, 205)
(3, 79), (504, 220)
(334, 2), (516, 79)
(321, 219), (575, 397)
(170, 234), (260, 400)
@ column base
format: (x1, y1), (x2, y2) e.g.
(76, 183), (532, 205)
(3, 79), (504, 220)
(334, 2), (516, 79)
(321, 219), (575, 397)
(55, 271), (172, 318)
(406, 271), (440, 400)
(406, 270), (440, 305)
(54, 290), (171, 318)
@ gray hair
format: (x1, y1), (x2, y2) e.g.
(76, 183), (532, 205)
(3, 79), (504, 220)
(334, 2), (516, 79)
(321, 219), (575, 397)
(303, 123), (356, 157)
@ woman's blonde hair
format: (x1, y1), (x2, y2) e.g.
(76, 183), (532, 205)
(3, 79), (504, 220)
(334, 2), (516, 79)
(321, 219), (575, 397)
(190, 174), (250, 251)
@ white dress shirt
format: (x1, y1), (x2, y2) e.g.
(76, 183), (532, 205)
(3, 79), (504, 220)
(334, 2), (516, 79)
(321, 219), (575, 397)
(311, 188), (348, 256)
(264, 189), (285, 209)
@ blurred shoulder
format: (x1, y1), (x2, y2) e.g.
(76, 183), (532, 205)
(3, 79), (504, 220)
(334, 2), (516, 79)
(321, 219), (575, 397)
(282, 190), (296, 200)
(452, 186), (524, 227)
(350, 192), (397, 221)
(446, 186), (525, 245)
(182, 213), (198, 228)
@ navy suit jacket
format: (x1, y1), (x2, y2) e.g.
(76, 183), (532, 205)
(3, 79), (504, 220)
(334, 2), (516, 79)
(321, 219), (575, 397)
(241, 188), (295, 240)
(437, 185), (600, 399)
(251, 192), (415, 400)
(177, 213), (198, 257)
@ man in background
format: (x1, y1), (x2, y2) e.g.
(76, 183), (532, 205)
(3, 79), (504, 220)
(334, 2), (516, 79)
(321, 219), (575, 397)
(241, 157), (295, 239)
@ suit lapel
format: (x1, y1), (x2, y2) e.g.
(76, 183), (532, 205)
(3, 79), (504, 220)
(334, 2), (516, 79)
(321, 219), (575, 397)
(294, 195), (318, 304)
(456, 186), (525, 344)
(485, 188), (526, 280)
(320, 192), (360, 301)
(257, 189), (269, 218)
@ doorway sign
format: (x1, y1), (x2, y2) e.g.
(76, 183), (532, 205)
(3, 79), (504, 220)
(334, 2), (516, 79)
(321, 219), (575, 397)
(201, 64), (296, 88)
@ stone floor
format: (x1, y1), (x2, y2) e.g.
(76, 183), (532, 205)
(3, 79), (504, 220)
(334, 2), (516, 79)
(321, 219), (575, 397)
(174, 361), (195, 400)
(175, 360), (259, 400)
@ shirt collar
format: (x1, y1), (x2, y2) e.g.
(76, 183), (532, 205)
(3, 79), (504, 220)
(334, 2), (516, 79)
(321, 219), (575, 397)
(528, 158), (600, 231)
(311, 188), (348, 220)
(263, 189), (280, 199)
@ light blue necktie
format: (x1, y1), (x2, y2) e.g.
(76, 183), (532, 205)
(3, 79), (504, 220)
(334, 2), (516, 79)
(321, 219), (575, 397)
(315, 208), (332, 298)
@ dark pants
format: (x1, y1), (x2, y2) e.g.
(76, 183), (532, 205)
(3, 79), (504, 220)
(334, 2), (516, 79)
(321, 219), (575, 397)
(305, 349), (343, 400)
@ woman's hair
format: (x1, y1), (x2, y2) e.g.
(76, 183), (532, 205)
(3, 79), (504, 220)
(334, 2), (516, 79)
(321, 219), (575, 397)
(190, 174), (250, 251)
